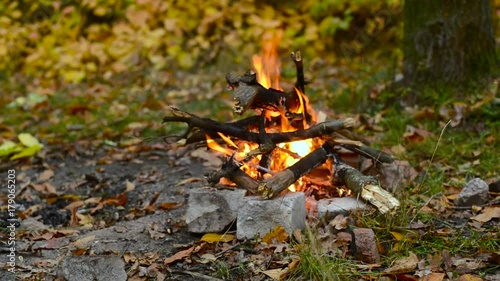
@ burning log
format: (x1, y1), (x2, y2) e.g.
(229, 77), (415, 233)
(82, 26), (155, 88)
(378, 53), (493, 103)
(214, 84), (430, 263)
(257, 143), (333, 198)
(331, 153), (400, 214)
(206, 157), (259, 194)
(226, 70), (302, 116)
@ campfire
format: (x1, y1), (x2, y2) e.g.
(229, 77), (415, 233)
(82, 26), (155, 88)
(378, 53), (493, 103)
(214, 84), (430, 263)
(163, 37), (400, 214)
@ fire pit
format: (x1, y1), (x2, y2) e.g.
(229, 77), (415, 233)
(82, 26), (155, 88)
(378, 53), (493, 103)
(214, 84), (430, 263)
(162, 42), (399, 215)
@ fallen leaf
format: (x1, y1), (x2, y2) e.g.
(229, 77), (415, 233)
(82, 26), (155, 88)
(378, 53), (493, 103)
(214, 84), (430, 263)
(18, 133), (43, 147)
(32, 232), (55, 241)
(262, 225), (289, 244)
(64, 201), (85, 210)
(403, 125), (434, 143)
(198, 253), (217, 264)
(200, 233), (235, 243)
(53, 229), (79, 236)
(262, 268), (288, 280)
(90, 192), (127, 214)
(390, 231), (405, 241)
(158, 202), (183, 210)
(38, 169), (54, 182)
(11, 145), (42, 160)
(164, 246), (195, 264)
(44, 183), (57, 194)
(125, 180), (135, 191)
(148, 228), (166, 240)
(470, 207), (500, 223)
(383, 252), (419, 274)
(190, 148), (223, 167)
(458, 274), (483, 281)
(329, 214), (349, 230)
(114, 226), (128, 233)
(72, 248), (87, 256)
(425, 272), (445, 281)
(176, 177), (202, 186)
(293, 229), (305, 244)
(31, 183), (46, 192)
(436, 228), (453, 235)
(390, 144), (406, 156)
(84, 197), (101, 204)
(32, 237), (70, 250)
(0, 140), (21, 157)
(144, 192), (160, 213)
(72, 235), (96, 248)
(453, 258), (486, 274)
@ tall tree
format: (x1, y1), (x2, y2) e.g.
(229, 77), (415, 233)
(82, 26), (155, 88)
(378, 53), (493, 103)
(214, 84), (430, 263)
(403, 0), (497, 88)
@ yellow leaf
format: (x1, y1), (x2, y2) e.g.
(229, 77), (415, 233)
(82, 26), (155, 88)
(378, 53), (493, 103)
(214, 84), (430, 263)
(10, 145), (42, 160)
(63, 70), (86, 83)
(390, 231), (405, 241)
(262, 225), (289, 244)
(0, 141), (21, 157)
(93, 6), (107, 17)
(200, 233), (235, 243)
(18, 133), (43, 147)
(458, 274), (483, 281)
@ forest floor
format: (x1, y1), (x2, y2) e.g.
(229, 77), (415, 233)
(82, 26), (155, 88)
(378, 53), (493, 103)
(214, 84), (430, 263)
(1, 60), (499, 280)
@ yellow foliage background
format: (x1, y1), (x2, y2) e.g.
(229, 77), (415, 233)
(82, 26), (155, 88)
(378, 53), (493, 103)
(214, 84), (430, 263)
(0, 0), (407, 84)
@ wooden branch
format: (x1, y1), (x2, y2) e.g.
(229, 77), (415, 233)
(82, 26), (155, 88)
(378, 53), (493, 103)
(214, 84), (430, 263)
(291, 51), (305, 94)
(257, 143), (333, 198)
(162, 115), (263, 145)
(162, 106), (355, 145)
(205, 157), (259, 194)
(331, 154), (400, 214)
(226, 70), (301, 115)
(339, 143), (394, 164)
(330, 131), (393, 163)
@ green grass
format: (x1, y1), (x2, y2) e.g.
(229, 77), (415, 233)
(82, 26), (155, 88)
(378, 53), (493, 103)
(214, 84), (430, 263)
(292, 76), (499, 279)
(289, 225), (365, 281)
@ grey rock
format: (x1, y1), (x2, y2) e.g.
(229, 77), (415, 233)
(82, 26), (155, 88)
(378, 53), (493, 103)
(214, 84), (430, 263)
(58, 256), (126, 281)
(353, 228), (380, 264)
(237, 192), (306, 240)
(317, 197), (367, 219)
(456, 178), (490, 206)
(186, 188), (247, 233)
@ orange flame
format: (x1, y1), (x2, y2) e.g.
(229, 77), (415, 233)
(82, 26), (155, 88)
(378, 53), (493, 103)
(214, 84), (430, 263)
(252, 31), (282, 90)
(208, 31), (320, 192)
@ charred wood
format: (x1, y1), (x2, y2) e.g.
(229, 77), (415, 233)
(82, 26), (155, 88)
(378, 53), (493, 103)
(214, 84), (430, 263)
(226, 70), (302, 116)
(291, 51), (305, 94)
(205, 157), (259, 194)
(162, 106), (355, 146)
(257, 143), (333, 198)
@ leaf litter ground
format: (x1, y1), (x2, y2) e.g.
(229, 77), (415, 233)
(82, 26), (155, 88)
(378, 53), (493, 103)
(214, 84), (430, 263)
(1, 65), (499, 280)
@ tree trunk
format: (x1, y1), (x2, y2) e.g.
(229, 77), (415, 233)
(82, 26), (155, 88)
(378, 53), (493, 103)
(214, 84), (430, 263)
(403, 0), (497, 89)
